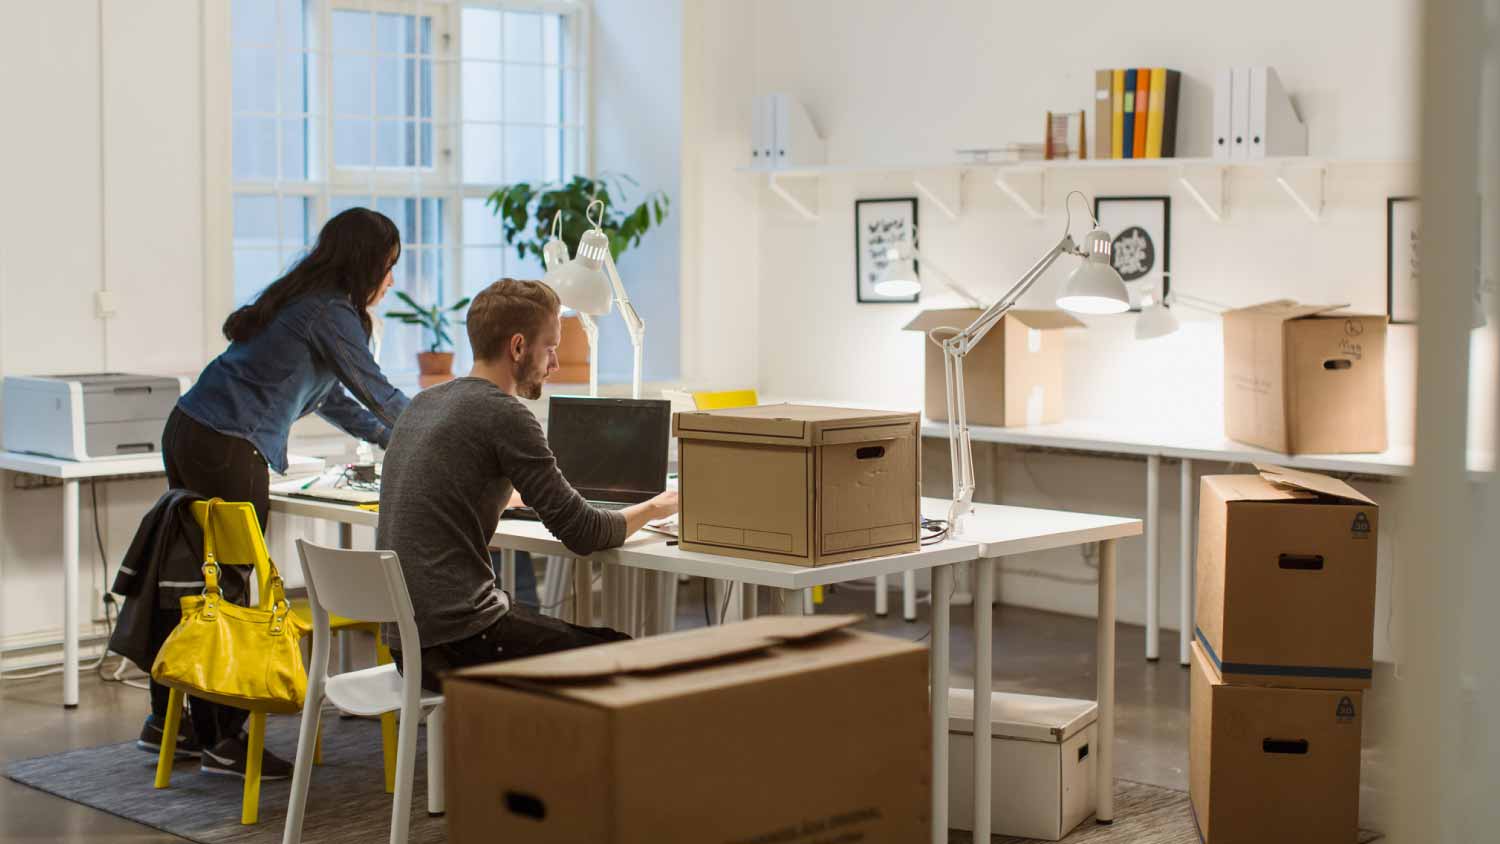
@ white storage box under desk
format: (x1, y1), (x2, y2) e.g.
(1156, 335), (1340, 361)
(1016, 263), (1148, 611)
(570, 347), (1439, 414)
(948, 688), (1098, 841)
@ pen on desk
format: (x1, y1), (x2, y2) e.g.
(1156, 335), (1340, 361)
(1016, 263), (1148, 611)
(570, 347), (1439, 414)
(300, 475), (319, 490)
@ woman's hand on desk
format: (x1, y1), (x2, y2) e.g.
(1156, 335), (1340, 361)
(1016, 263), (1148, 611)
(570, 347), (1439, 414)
(622, 490), (679, 537)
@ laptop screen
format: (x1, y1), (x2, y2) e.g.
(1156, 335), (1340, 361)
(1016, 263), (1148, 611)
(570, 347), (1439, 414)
(546, 396), (671, 504)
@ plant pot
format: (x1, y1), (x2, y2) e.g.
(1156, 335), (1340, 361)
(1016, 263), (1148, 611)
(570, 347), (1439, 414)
(417, 351), (455, 388)
(553, 315), (592, 384)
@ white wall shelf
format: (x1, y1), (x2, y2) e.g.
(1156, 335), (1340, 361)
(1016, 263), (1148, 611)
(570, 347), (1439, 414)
(740, 157), (1410, 223)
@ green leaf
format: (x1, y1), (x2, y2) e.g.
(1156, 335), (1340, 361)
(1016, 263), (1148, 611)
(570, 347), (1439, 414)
(448, 297), (472, 311)
(394, 290), (423, 311)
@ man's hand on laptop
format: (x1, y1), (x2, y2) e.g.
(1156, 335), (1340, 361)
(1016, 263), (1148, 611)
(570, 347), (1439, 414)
(622, 490), (680, 537)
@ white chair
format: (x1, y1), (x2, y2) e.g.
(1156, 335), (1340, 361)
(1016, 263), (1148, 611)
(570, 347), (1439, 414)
(283, 540), (445, 844)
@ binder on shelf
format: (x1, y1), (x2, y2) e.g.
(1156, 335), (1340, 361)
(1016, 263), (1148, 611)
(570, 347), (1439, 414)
(1121, 68), (1137, 158)
(1230, 66), (1252, 160)
(1159, 69), (1182, 158)
(750, 95), (770, 166)
(1213, 67), (1234, 161)
(1145, 67), (1166, 158)
(1094, 69), (1113, 160)
(1111, 70), (1125, 160)
(1248, 66), (1307, 158)
(769, 92), (825, 169)
(1132, 68), (1150, 158)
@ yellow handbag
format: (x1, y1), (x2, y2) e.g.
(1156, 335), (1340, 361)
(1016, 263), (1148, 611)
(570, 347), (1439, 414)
(150, 499), (310, 715)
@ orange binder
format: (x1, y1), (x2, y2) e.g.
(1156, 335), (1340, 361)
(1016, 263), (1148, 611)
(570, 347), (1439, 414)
(1132, 68), (1150, 158)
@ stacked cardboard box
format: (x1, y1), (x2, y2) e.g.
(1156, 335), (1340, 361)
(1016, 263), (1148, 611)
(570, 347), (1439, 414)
(1191, 464), (1377, 844)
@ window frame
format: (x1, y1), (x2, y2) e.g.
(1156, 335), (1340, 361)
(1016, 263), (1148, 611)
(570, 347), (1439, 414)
(215, 0), (592, 375)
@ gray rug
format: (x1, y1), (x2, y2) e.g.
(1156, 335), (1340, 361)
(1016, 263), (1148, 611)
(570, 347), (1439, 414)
(7, 715), (1383, 844)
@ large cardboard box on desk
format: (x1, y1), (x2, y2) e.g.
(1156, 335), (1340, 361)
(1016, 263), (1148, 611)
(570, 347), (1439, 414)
(444, 615), (930, 844)
(674, 403), (921, 566)
(903, 309), (1082, 427)
(1196, 464), (1378, 689)
(947, 688), (1098, 840)
(1190, 641), (1363, 844)
(1222, 300), (1388, 454)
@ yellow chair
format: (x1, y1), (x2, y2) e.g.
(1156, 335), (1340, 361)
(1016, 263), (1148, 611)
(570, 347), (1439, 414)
(690, 389), (759, 411)
(153, 501), (398, 824)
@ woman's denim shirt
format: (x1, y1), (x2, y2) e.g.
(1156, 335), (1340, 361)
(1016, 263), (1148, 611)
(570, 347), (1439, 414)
(177, 292), (410, 472)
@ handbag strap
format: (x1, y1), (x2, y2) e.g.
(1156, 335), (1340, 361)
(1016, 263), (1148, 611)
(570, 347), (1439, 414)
(263, 558), (292, 635)
(201, 498), (224, 618)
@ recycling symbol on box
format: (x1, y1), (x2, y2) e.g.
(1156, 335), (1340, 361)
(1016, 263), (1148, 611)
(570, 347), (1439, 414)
(1351, 512), (1372, 539)
(1337, 696), (1357, 723)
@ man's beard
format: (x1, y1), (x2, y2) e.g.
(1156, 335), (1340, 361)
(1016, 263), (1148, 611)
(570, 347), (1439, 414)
(513, 353), (547, 399)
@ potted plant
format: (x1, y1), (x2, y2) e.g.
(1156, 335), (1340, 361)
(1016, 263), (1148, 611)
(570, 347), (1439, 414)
(384, 291), (471, 387)
(486, 174), (669, 383)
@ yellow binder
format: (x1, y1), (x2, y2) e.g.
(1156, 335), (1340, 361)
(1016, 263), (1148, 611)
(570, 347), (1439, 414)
(1145, 66), (1168, 158)
(1110, 70), (1125, 160)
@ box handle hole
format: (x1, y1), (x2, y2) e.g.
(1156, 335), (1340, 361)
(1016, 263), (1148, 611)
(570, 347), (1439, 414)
(856, 446), (886, 460)
(1323, 359), (1353, 370)
(1077, 743), (1089, 762)
(1278, 554), (1324, 571)
(116, 443), (154, 454)
(504, 791), (547, 820)
(1263, 738), (1309, 755)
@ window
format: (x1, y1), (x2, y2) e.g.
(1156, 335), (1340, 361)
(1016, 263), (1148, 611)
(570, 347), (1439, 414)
(230, 0), (587, 374)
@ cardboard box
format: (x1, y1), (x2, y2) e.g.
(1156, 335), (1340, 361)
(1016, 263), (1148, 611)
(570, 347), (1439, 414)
(947, 688), (1097, 840)
(1222, 300), (1388, 454)
(674, 404), (921, 566)
(445, 615), (930, 844)
(1195, 464), (1378, 689)
(903, 309), (1082, 428)
(1190, 641), (1363, 844)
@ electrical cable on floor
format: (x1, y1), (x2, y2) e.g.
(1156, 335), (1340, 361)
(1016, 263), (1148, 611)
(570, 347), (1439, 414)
(702, 577), (712, 626)
(717, 579), (736, 624)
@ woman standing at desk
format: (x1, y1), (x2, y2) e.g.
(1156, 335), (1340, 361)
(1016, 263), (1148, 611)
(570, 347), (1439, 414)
(139, 207), (412, 779)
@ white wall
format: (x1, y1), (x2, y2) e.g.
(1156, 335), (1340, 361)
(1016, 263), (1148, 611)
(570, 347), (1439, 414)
(682, 0), (1430, 660)
(0, 0), (208, 657)
(590, 0), (683, 383)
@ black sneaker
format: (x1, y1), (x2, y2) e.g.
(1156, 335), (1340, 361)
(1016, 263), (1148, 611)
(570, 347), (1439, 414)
(200, 735), (294, 781)
(137, 713), (202, 758)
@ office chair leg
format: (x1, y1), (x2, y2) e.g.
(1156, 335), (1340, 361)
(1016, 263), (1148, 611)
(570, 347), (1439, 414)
(382, 711), (399, 793)
(314, 712), (324, 767)
(153, 687), (185, 789)
(242, 711), (266, 825)
(426, 706), (445, 816)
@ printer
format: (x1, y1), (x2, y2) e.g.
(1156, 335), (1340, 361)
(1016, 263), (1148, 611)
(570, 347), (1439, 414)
(3, 373), (190, 461)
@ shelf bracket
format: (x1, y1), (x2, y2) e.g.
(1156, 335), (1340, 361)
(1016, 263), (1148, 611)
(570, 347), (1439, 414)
(993, 168), (1045, 220)
(913, 169), (962, 220)
(1176, 163), (1227, 223)
(766, 173), (819, 221)
(1274, 164), (1326, 223)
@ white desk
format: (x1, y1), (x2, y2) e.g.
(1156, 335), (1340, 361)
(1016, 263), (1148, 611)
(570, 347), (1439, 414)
(0, 451), (324, 708)
(921, 418), (1431, 666)
(270, 493), (1140, 842)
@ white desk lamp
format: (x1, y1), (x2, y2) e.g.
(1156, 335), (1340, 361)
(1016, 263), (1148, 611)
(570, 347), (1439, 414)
(872, 226), (987, 308)
(1135, 279), (1230, 340)
(936, 192), (1130, 536)
(540, 214), (602, 396)
(541, 200), (646, 399)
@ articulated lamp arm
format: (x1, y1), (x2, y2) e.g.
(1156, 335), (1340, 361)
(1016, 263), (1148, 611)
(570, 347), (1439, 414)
(601, 254), (646, 400)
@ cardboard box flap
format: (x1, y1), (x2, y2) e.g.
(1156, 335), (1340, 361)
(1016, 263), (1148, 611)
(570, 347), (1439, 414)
(677, 404), (910, 440)
(902, 308), (983, 333)
(1223, 299), (1351, 322)
(1006, 309), (1086, 330)
(1254, 463), (1377, 505)
(1202, 473), (1316, 504)
(947, 688), (1098, 743)
(457, 615), (862, 683)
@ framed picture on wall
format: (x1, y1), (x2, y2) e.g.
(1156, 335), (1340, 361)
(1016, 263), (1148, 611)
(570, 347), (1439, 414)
(855, 197), (919, 303)
(1387, 196), (1420, 324)
(1093, 196), (1171, 311)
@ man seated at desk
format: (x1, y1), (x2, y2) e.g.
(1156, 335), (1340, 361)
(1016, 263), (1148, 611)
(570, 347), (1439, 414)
(378, 278), (680, 690)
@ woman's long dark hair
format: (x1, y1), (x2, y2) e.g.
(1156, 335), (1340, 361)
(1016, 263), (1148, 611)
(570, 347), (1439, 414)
(222, 207), (401, 343)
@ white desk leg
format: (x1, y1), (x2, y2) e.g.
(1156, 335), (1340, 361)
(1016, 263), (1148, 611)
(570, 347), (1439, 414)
(903, 570), (917, 621)
(338, 523), (353, 675)
(803, 588), (814, 615)
(780, 588), (805, 617)
(973, 557), (995, 841)
(659, 570), (677, 632)
(1180, 458), (1194, 667)
(743, 582), (758, 620)
(63, 480), (80, 709)
(930, 564), (952, 844)
(1098, 538), (1118, 824)
(500, 548), (517, 598)
(1145, 454), (1161, 661)
(875, 574), (889, 616)
(601, 564), (620, 629)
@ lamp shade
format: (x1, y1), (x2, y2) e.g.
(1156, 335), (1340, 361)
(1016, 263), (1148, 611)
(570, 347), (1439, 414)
(545, 228), (613, 316)
(1056, 228), (1131, 315)
(1136, 301), (1180, 339)
(874, 249), (921, 298)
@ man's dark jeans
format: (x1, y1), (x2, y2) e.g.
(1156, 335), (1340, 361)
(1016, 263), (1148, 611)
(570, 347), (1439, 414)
(389, 605), (629, 692)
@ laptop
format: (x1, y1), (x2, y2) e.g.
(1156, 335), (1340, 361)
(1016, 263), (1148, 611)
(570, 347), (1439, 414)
(526, 396), (671, 512)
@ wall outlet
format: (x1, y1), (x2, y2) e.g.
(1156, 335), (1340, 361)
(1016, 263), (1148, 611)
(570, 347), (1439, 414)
(94, 290), (117, 318)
